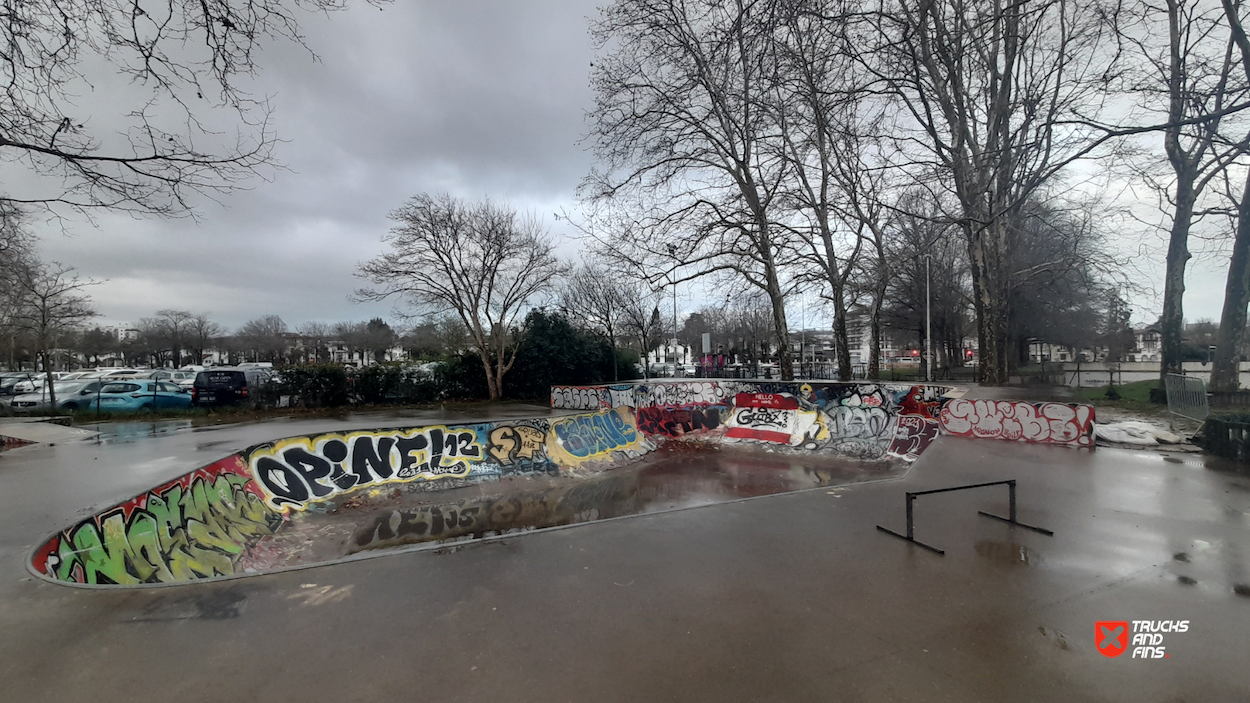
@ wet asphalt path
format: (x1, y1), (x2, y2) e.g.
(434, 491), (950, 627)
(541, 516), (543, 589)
(1, 408), (1248, 702)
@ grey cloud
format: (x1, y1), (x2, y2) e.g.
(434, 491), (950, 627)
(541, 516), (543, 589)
(35, 0), (599, 331)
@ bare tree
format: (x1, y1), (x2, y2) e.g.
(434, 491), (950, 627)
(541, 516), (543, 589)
(135, 317), (172, 366)
(584, 0), (798, 380)
(10, 261), (97, 405)
(1211, 0), (1250, 390)
(560, 262), (628, 381)
(296, 321), (331, 363)
(152, 309), (194, 367)
(879, 192), (970, 369)
(1113, 0), (1250, 389)
(617, 282), (666, 380)
(868, 0), (1123, 384)
(1, 0), (360, 217)
(0, 208), (38, 371)
(355, 194), (566, 400)
(238, 315), (288, 362)
(770, 1), (902, 380)
(432, 315), (472, 356)
(189, 313), (224, 365)
(331, 321), (368, 364)
(725, 291), (777, 371)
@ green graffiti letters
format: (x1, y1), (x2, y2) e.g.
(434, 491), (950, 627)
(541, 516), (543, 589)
(47, 473), (281, 585)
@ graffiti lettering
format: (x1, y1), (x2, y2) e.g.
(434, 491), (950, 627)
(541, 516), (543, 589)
(734, 407), (789, 428)
(249, 426), (485, 510)
(635, 381), (748, 408)
(636, 404), (725, 439)
(607, 384), (636, 409)
(887, 415), (941, 460)
(32, 457), (280, 585)
(551, 386), (609, 410)
(552, 410), (638, 458)
(827, 405), (892, 439)
(486, 424), (554, 475)
(725, 394), (801, 443)
(939, 399), (1094, 446)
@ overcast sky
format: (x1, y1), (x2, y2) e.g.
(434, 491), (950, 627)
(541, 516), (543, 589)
(29, 0), (1229, 333)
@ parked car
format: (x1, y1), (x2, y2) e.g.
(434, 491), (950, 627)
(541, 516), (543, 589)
(0, 372), (39, 409)
(9, 380), (108, 413)
(235, 362), (274, 371)
(191, 367), (271, 407)
(74, 368), (145, 381)
(101, 369), (146, 378)
(90, 380), (192, 413)
(149, 370), (197, 387)
(11, 375), (49, 394)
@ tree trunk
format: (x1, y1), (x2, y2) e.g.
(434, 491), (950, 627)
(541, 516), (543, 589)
(1211, 175), (1250, 391)
(833, 297), (851, 382)
(867, 281), (886, 380)
(608, 325), (618, 382)
(765, 274), (792, 381)
(965, 218), (1011, 385)
(1160, 184), (1196, 390)
(494, 354), (508, 401)
(41, 349), (56, 408)
(480, 353), (499, 400)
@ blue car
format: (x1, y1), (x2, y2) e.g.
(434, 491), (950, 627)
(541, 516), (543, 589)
(89, 380), (193, 413)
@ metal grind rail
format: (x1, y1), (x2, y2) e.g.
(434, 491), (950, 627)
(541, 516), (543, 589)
(876, 480), (1053, 555)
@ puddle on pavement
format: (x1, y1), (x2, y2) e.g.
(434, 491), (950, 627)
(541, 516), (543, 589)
(86, 419), (196, 443)
(974, 539), (1040, 566)
(237, 444), (906, 572)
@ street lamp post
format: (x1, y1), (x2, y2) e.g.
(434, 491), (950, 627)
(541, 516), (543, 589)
(925, 254), (932, 384)
(665, 243), (679, 377)
(673, 282), (678, 374)
(800, 292), (806, 379)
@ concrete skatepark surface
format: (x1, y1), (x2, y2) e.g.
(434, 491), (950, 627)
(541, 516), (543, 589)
(2, 398), (1248, 701)
(31, 381), (985, 586)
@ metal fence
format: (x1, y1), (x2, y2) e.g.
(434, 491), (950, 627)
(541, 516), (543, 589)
(1197, 415), (1250, 462)
(1164, 373), (1210, 431)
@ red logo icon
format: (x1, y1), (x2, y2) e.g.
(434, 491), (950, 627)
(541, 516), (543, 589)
(1096, 621), (1129, 658)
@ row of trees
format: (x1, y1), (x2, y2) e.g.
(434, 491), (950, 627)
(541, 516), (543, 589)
(565, 0), (1250, 391)
(78, 315), (411, 368)
(352, 187), (1143, 399)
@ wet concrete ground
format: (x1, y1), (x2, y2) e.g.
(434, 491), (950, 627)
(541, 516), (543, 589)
(249, 444), (906, 573)
(2, 405), (1249, 702)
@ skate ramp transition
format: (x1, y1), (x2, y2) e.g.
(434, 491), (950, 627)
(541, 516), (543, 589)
(30, 380), (1093, 587)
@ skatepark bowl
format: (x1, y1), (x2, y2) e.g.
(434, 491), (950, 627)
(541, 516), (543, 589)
(28, 380), (1100, 587)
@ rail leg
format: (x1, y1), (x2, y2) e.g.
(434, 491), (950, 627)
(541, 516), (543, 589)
(876, 492), (945, 554)
(978, 481), (1053, 535)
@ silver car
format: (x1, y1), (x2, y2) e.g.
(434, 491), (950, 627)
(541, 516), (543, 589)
(9, 380), (108, 413)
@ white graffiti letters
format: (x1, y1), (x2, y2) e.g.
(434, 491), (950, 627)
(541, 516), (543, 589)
(939, 399), (1094, 446)
(551, 386), (609, 410)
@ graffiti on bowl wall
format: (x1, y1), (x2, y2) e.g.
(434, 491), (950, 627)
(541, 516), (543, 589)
(939, 399), (1094, 446)
(547, 407), (650, 466)
(31, 456), (281, 585)
(248, 421), (561, 511)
